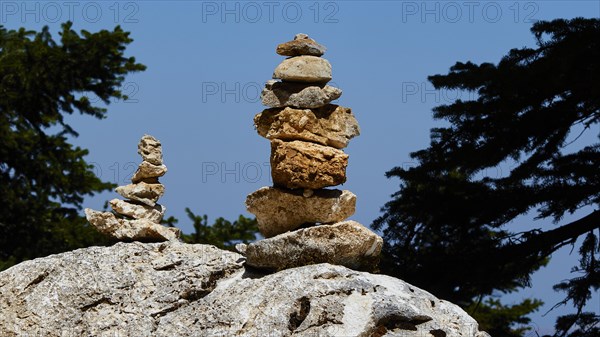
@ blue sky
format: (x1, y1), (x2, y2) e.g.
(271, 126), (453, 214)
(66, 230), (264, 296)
(2, 0), (599, 333)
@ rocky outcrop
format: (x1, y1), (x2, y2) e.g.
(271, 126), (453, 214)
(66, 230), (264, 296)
(85, 135), (181, 242)
(0, 241), (490, 337)
(244, 34), (380, 272)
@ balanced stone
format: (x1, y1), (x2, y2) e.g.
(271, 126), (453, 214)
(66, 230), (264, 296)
(270, 139), (348, 189)
(246, 186), (356, 238)
(109, 199), (166, 223)
(239, 220), (383, 272)
(138, 134), (163, 165)
(255, 105), (360, 149)
(86, 134), (179, 243)
(84, 209), (180, 241)
(116, 182), (165, 207)
(276, 33), (326, 57)
(132, 161), (167, 183)
(273, 56), (332, 83)
(261, 80), (341, 108)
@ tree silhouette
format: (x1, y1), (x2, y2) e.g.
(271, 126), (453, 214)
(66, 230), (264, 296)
(0, 23), (145, 270)
(179, 208), (259, 251)
(373, 18), (599, 336)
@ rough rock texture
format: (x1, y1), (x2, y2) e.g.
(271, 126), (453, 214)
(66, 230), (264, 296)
(276, 33), (326, 57)
(132, 161), (167, 183)
(261, 80), (341, 109)
(246, 186), (356, 237)
(84, 209), (180, 241)
(273, 56), (332, 83)
(240, 220), (382, 272)
(0, 241), (490, 337)
(255, 105), (360, 149)
(138, 134), (163, 165)
(271, 139), (348, 189)
(109, 199), (166, 223)
(116, 182), (165, 206)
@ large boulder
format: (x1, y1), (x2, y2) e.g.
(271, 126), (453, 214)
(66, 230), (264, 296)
(0, 241), (489, 337)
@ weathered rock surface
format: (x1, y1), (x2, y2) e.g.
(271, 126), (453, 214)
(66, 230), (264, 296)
(0, 241), (490, 337)
(138, 134), (163, 165)
(131, 161), (167, 183)
(276, 33), (326, 57)
(246, 186), (356, 237)
(271, 139), (348, 189)
(116, 182), (165, 206)
(84, 209), (180, 241)
(240, 220), (382, 272)
(255, 105), (360, 149)
(261, 80), (341, 108)
(109, 199), (166, 223)
(273, 56), (332, 83)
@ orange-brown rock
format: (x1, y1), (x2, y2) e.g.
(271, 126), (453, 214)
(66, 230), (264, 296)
(270, 139), (348, 189)
(276, 33), (326, 57)
(255, 105), (359, 149)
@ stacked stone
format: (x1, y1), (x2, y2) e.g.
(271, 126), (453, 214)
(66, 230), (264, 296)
(240, 34), (383, 272)
(85, 135), (181, 242)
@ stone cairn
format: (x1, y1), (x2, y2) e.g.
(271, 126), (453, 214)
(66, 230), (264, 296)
(238, 34), (383, 272)
(85, 135), (181, 242)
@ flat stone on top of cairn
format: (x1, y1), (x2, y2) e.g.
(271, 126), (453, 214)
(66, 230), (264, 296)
(85, 135), (180, 242)
(276, 33), (326, 57)
(240, 34), (382, 272)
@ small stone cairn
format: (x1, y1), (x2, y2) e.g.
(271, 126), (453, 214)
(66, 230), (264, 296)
(239, 34), (383, 271)
(85, 135), (181, 242)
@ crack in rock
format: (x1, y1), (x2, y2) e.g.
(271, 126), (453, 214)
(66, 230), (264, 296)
(289, 296), (311, 331)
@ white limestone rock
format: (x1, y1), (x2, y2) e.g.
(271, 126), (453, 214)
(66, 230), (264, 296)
(109, 199), (166, 223)
(273, 56), (332, 83)
(131, 161), (167, 183)
(138, 134), (163, 165)
(84, 208), (179, 242)
(241, 220), (383, 272)
(246, 186), (356, 238)
(115, 182), (165, 207)
(0, 241), (489, 337)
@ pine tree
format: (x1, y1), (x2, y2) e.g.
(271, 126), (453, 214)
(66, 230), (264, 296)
(179, 208), (259, 251)
(373, 18), (599, 336)
(0, 22), (146, 270)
